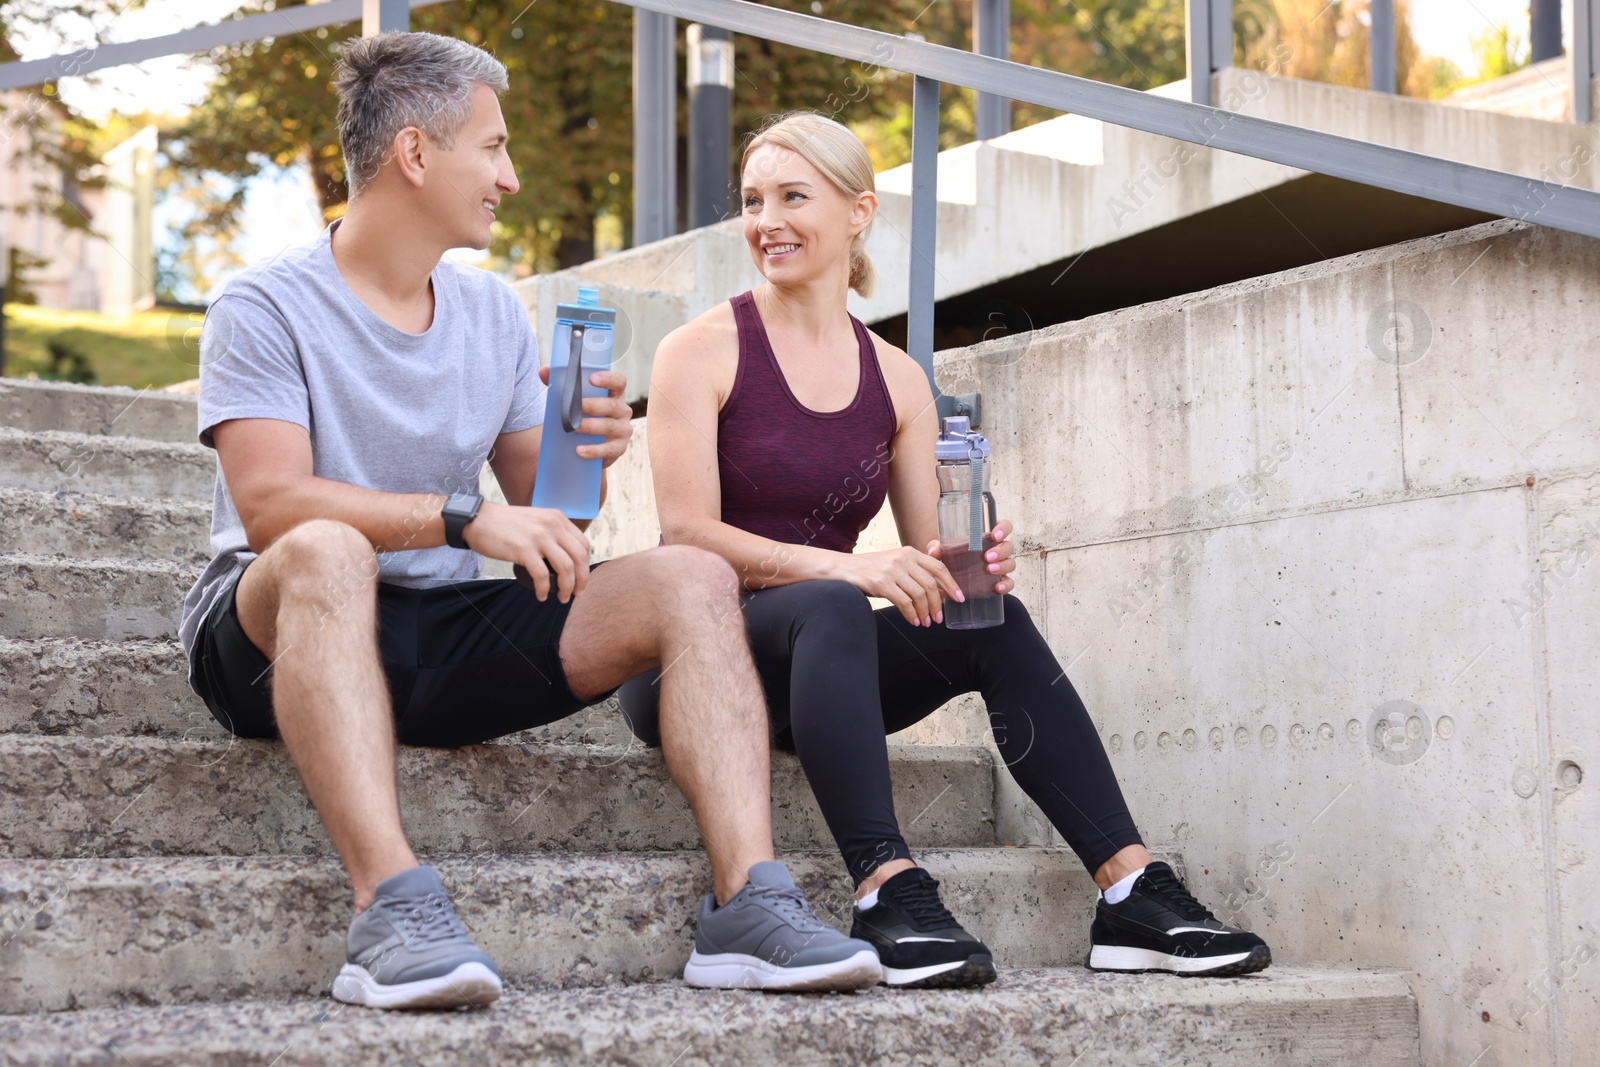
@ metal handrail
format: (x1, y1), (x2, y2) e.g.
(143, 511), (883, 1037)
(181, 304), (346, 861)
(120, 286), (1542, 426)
(0, 0), (450, 92)
(6, 0), (1591, 231)
(3, 0), (1595, 412)
(615, 0), (1600, 240)
(611, 0), (1599, 417)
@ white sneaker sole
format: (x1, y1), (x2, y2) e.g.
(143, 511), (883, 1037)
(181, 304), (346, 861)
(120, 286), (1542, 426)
(331, 961), (503, 1009)
(684, 949), (882, 992)
(881, 956), (1001, 987)
(1087, 945), (1258, 975)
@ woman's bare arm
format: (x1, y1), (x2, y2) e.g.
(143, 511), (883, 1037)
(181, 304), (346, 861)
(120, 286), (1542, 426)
(878, 341), (944, 553)
(876, 336), (1017, 596)
(648, 310), (961, 622)
(648, 309), (851, 590)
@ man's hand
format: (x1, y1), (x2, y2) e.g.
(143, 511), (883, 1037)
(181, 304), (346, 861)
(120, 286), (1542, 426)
(540, 366), (632, 468)
(462, 501), (591, 602)
(926, 518), (1017, 597)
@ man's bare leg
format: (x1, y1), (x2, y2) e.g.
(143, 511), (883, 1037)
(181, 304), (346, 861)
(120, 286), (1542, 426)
(558, 546), (773, 905)
(233, 518), (417, 912)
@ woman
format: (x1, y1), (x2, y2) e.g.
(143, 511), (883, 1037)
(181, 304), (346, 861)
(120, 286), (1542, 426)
(620, 113), (1269, 988)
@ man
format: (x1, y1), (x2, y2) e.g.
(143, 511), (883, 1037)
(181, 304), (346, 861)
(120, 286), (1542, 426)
(178, 31), (879, 1010)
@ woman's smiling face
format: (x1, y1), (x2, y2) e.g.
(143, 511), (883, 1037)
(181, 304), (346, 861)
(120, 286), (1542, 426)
(741, 143), (867, 286)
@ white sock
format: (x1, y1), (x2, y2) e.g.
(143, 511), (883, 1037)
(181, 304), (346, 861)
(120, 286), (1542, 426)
(1101, 867), (1146, 905)
(856, 887), (880, 911)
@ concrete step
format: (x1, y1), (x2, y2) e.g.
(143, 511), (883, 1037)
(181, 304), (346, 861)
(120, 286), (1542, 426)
(0, 637), (643, 746)
(0, 967), (1421, 1067)
(0, 638), (196, 736)
(0, 849), (1120, 1012)
(0, 427), (212, 501)
(0, 487), (210, 564)
(0, 379), (197, 445)
(0, 555), (197, 641)
(0, 735), (996, 858)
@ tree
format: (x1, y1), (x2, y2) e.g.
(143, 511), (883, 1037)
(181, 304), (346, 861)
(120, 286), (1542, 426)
(1234, 0), (1443, 98)
(174, 0), (954, 270)
(160, 1), (1201, 277)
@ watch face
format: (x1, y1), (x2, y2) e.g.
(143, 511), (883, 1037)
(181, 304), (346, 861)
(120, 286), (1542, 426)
(445, 492), (480, 517)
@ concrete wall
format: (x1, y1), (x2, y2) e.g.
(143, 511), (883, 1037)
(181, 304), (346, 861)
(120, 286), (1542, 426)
(1445, 56), (1573, 123)
(588, 219), (1600, 1067)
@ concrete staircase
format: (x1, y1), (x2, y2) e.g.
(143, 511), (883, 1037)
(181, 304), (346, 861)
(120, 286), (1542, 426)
(0, 376), (1419, 1064)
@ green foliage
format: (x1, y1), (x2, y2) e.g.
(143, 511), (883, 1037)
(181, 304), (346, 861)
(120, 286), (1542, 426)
(1, 304), (196, 389)
(43, 336), (97, 383)
(6, 248), (47, 305)
(1233, 0), (1446, 99)
(1469, 22), (1530, 82)
(1410, 55), (1466, 100)
(1026, 0), (1186, 89)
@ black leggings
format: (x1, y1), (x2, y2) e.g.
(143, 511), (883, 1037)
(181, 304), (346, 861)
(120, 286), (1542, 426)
(617, 581), (1143, 883)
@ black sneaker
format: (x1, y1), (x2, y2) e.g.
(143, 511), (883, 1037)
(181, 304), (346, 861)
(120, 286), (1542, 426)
(1086, 861), (1271, 977)
(849, 867), (997, 988)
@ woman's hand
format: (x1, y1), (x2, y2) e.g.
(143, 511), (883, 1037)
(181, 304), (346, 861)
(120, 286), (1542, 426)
(838, 546), (964, 627)
(539, 366), (634, 468)
(926, 518), (1017, 596)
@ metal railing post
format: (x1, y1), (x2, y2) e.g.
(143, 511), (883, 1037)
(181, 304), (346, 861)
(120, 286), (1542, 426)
(1530, 0), (1561, 63)
(633, 9), (677, 243)
(1185, 0), (1210, 104)
(909, 76), (979, 425)
(1369, 0), (1395, 93)
(1186, 0), (1230, 105)
(687, 23), (735, 228)
(362, 0), (409, 34)
(907, 76), (940, 405)
(1578, 0), (1598, 124)
(974, 0), (1010, 140)
(1210, 0), (1232, 79)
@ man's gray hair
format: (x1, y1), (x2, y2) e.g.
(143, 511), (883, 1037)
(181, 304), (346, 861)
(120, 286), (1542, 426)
(334, 32), (509, 194)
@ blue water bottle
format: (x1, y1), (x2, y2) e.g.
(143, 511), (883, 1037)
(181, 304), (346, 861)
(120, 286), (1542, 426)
(531, 286), (615, 520)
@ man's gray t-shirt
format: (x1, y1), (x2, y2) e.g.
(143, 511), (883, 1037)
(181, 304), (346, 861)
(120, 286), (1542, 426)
(177, 222), (546, 668)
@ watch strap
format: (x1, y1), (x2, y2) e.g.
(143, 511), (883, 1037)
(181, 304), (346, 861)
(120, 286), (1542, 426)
(442, 492), (482, 550)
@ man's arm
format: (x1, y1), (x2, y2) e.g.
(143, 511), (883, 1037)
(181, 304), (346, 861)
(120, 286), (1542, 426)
(217, 416), (593, 602)
(215, 418), (453, 553)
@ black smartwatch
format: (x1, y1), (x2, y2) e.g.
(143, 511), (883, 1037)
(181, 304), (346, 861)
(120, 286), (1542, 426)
(441, 492), (483, 550)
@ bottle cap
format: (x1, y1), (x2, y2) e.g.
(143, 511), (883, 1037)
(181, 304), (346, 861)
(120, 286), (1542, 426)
(576, 286), (600, 308)
(936, 415), (990, 461)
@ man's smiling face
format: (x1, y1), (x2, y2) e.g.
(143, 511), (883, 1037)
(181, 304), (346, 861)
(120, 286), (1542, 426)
(422, 83), (519, 251)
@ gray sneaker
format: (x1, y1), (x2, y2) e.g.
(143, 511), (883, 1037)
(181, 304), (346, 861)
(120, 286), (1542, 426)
(330, 865), (502, 1009)
(684, 861), (882, 991)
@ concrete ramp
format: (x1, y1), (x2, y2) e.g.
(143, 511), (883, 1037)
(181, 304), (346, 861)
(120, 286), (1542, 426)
(517, 69), (1599, 404)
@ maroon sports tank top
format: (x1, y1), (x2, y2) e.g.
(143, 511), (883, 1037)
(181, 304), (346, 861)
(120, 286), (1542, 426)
(717, 291), (897, 554)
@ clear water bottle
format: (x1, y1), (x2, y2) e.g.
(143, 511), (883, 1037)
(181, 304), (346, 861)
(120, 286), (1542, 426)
(532, 287), (615, 520)
(936, 415), (1004, 629)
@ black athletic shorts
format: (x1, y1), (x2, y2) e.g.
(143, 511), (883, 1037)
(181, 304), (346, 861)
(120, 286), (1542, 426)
(187, 565), (615, 748)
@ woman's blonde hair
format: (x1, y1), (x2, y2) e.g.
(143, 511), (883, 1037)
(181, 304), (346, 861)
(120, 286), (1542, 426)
(740, 111), (877, 298)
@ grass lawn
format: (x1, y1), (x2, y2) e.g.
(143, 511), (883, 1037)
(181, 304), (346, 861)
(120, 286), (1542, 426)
(1, 303), (205, 390)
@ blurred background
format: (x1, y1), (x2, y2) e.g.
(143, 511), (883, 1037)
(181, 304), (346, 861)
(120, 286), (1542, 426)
(0, 0), (1552, 388)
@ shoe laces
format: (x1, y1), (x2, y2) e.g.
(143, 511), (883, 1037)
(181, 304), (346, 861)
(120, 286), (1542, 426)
(385, 892), (471, 948)
(887, 872), (957, 930)
(747, 884), (831, 934)
(1141, 865), (1218, 924)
